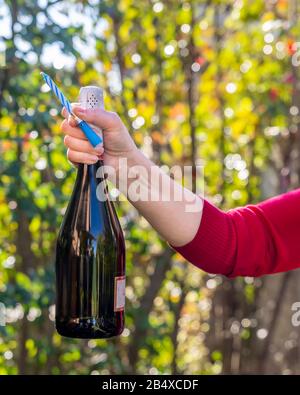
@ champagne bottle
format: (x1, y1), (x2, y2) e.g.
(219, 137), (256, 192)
(55, 86), (126, 339)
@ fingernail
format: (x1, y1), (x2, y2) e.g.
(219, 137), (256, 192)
(95, 147), (103, 154)
(68, 115), (76, 126)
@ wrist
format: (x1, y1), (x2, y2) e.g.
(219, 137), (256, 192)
(113, 146), (143, 172)
(112, 147), (153, 197)
(125, 146), (144, 167)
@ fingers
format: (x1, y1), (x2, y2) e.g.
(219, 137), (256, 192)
(67, 149), (100, 165)
(61, 103), (80, 119)
(60, 104), (106, 165)
(61, 107), (68, 119)
(72, 106), (122, 130)
(64, 134), (104, 156)
(60, 119), (87, 140)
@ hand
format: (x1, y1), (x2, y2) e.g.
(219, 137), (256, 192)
(60, 104), (137, 169)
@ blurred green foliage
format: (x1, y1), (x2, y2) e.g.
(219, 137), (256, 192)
(0, 0), (300, 375)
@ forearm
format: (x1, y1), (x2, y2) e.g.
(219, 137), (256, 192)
(61, 108), (203, 246)
(115, 148), (203, 247)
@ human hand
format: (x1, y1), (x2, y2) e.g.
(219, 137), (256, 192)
(60, 105), (137, 169)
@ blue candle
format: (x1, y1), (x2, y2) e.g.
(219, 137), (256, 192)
(41, 72), (102, 148)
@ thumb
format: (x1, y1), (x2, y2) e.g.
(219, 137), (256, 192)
(73, 106), (121, 130)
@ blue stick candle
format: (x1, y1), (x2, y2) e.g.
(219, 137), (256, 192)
(40, 72), (103, 148)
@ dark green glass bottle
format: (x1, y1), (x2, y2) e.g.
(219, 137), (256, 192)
(55, 87), (125, 338)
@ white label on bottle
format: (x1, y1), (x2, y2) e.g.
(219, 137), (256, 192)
(114, 276), (126, 312)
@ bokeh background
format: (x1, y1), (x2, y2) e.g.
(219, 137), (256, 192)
(1, 0), (300, 375)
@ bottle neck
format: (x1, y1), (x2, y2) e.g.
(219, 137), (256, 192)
(77, 160), (104, 179)
(76, 160), (108, 202)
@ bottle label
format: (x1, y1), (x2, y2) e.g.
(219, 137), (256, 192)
(114, 276), (126, 312)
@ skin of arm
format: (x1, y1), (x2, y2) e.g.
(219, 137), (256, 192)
(60, 105), (203, 247)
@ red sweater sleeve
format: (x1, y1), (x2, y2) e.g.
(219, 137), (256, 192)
(171, 189), (300, 277)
